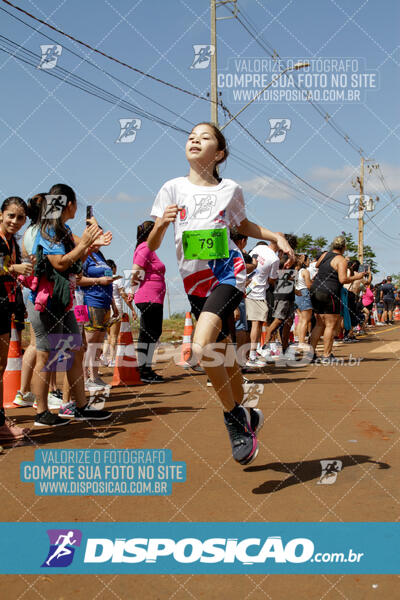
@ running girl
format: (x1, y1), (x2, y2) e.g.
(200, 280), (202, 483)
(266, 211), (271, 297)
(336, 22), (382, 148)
(0, 196), (32, 441)
(148, 122), (294, 465)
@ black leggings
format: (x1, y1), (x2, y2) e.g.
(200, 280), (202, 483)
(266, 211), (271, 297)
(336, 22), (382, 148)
(136, 302), (163, 368)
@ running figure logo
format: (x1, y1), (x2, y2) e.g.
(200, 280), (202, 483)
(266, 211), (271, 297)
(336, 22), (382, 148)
(42, 529), (82, 568)
(193, 194), (216, 219)
(38, 45), (62, 70)
(317, 459), (342, 485)
(346, 195), (367, 219)
(44, 334), (81, 372)
(190, 45), (215, 69)
(266, 119), (291, 143)
(43, 194), (67, 219)
(116, 119), (142, 143)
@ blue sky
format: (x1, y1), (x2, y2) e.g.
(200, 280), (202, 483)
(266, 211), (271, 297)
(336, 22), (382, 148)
(0, 0), (399, 312)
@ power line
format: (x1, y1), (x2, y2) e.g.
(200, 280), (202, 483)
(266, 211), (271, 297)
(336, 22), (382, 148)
(227, 114), (349, 205)
(223, 2), (364, 155)
(1, 0), (217, 108)
(0, 5), (195, 129)
(0, 34), (190, 134)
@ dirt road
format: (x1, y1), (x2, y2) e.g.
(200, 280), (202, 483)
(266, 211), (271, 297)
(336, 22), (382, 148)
(1, 324), (399, 598)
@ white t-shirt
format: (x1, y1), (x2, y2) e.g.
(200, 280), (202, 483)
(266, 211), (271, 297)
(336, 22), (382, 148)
(151, 177), (247, 297)
(23, 225), (39, 255)
(308, 261), (318, 280)
(247, 244), (279, 300)
(113, 278), (125, 313)
(296, 268), (308, 291)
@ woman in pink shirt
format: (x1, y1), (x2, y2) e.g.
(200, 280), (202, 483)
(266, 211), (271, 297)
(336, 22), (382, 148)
(362, 281), (374, 327)
(132, 221), (166, 383)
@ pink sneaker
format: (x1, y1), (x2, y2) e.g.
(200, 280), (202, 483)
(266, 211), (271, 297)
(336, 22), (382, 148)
(0, 422), (30, 441)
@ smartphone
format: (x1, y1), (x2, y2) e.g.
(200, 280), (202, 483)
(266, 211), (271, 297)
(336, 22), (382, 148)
(363, 263), (369, 273)
(86, 205), (93, 225)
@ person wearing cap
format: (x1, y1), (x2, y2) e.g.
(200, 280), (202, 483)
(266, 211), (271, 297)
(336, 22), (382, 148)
(309, 235), (365, 362)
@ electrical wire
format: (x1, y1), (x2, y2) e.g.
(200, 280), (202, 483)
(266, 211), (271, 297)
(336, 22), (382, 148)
(0, 34), (190, 134)
(223, 2), (364, 155)
(1, 0), (218, 108)
(0, 5), (195, 129)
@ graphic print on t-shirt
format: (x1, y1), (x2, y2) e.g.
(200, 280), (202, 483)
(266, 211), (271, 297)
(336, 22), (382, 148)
(151, 177), (247, 297)
(193, 194), (216, 219)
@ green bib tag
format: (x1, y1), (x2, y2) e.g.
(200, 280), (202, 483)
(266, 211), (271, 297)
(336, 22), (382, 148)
(182, 228), (229, 261)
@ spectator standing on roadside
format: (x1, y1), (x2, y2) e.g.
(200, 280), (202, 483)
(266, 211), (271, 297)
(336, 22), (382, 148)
(381, 276), (396, 324)
(131, 221), (166, 383)
(245, 241), (279, 368)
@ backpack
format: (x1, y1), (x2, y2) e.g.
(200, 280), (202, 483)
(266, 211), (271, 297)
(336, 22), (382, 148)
(274, 269), (296, 301)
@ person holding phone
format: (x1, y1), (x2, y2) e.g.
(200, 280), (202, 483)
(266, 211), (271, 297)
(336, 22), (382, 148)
(27, 184), (112, 426)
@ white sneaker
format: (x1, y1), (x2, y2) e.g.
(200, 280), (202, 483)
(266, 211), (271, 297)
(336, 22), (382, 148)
(93, 376), (111, 388)
(246, 357), (265, 368)
(13, 391), (35, 407)
(85, 380), (103, 392)
(47, 392), (63, 409)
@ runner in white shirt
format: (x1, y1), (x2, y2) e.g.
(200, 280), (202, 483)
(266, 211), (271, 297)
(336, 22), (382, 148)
(245, 242), (279, 367)
(148, 122), (294, 467)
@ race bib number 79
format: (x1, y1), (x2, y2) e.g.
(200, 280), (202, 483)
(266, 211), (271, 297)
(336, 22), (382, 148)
(182, 228), (229, 261)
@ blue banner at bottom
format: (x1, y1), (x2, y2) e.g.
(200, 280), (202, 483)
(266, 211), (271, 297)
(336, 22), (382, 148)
(0, 523), (398, 574)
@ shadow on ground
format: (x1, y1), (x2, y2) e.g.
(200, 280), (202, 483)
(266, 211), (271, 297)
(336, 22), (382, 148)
(245, 454), (390, 494)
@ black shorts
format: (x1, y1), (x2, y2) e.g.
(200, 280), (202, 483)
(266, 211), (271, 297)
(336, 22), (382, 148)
(311, 289), (341, 315)
(265, 288), (275, 325)
(0, 306), (12, 336)
(383, 300), (394, 312)
(188, 284), (243, 341)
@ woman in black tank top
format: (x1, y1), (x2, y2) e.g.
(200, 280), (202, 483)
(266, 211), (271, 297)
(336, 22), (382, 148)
(309, 236), (365, 361)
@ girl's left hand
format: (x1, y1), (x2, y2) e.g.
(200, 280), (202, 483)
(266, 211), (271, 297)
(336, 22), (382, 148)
(92, 231), (113, 248)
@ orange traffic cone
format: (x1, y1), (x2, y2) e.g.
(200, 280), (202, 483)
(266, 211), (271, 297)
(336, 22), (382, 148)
(260, 322), (268, 347)
(111, 313), (142, 387)
(3, 318), (22, 408)
(394, 306), (400, 322)
(178, 312), (194, 366)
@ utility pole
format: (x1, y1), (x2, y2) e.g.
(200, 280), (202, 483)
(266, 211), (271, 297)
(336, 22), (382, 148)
(210, 0), (218, 125)
(358, 156), (364, 264)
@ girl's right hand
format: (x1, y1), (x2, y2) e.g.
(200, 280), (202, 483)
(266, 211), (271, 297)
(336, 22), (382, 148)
(161, 204), (179, 225)
(80, 223), (102, 248)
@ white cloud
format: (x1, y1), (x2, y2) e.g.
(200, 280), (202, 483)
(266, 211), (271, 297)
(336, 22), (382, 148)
(240, 175), (293, 200)
(309, 163), (400, 198)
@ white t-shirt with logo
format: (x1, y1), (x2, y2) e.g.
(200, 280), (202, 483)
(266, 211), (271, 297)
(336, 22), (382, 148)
(247, 244), (279, 300)
(113, 278), (125, 313)
(151, 177), (246, 297)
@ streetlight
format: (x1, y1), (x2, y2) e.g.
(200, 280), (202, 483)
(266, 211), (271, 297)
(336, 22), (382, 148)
(219, 61), (310, 131)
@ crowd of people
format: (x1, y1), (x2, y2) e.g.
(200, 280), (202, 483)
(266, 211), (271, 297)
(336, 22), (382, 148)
(0, 122), (396, 467)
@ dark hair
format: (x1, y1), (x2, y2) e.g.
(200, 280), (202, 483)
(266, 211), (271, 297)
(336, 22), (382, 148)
(284, 233), (297, 250)
(26, 193), (46, 225)
(38, 184), (76, 253)
(192, 122), (229, 182)
(106, 259), (116, 270)
(349, 259), (360, 272)
(1, 196), (28, 214)
(387, 276), (392, 282)
(136, 220), (155, 248)
(230, 227), (247, 243)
